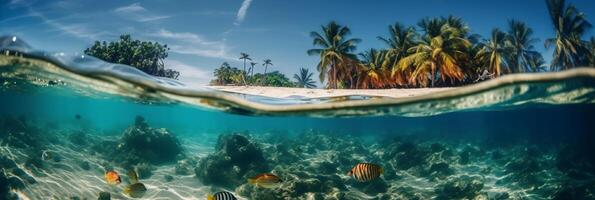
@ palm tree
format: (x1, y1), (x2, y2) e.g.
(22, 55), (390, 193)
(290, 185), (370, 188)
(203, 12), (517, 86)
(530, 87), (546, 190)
(307, 21), (361, 89)
(358, 48), (388, 89)
(443, 16), (470, 36)
(417, 17), (446, 39)
(507, 20), (540, 73)
(294, 68), (316, 88)
(262, 59), (273, 74)
(545, 0), (592, 71)
(396, 19), (470, 87)
(261, 59), (272, 85)
(239, 53), (252, 72)
(476, 29), (510, 77)
(528, 53), (548, 72)
(377, 22), (417, 85)
(249, 62), (258, 77)
(239, 53), (251, 85)
(588, 37), (595, 66)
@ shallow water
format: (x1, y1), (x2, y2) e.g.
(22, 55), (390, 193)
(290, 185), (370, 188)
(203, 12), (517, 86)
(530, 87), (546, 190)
(1, 36), (595, 200)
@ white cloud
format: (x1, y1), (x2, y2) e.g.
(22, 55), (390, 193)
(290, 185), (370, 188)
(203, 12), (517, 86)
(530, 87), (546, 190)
(113, 2), (170, 22)
(0, 13), (37, 24)
(165, 60), (211, 87)
(30, 10), (109, 41)
(234, 0), (253, 25)
(169, 45), (234, 60)
(137, 15), (171, 22)
(149, 29), (234, 60)
(151, 29), (219, 45)
(152, 29), (203, 41)
(114, 3), (146, 13)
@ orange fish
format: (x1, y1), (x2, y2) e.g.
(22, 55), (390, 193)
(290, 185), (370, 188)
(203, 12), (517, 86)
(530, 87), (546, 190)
(347, 163), (383, 182)
(248, 173), (282, 188)
(105, 170), (121, 185)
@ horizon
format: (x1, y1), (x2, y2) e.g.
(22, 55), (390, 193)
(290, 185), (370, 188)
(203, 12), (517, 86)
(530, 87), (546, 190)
(1, 0), (594, 87)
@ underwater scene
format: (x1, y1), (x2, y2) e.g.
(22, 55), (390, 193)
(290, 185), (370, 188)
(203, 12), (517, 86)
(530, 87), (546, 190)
(1, 36), (595, 200)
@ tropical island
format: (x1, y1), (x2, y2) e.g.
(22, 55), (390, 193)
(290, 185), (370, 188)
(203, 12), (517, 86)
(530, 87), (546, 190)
(83, 0), (594, 98)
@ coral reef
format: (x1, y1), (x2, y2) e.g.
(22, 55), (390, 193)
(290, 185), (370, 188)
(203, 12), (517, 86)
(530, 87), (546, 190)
(0, 116), (42, 149)
(435, 175), (484, 199)
(195, 134), (269, 188)
(1, 114), (593, 200)
(112, 116), (183, 166)
(97, 192), (111, 200)
(0, 170), (18, 200)
(499, 147), (548, 187)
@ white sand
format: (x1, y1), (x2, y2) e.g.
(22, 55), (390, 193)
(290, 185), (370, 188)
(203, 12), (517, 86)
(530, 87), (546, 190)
(208, 86), (455, 99)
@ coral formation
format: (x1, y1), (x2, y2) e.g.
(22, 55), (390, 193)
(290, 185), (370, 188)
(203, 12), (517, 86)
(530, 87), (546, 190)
(195, 134), (269, 188)
(0, 116), (42, 149)
(435, 175), (484, 199)
(112, 116), (183, 166)
(0, 170), (18, 200)
(97, 191), (110, 200)
(0, 115), (593, 199)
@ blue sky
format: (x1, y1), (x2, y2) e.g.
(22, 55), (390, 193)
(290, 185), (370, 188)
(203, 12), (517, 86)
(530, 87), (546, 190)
(1, 0), (594, 87)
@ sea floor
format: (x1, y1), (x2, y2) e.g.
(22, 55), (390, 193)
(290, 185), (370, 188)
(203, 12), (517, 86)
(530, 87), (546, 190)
(1, 116), (594, 200)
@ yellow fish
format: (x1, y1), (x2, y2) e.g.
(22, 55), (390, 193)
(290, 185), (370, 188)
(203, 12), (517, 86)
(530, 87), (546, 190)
(124, 182), (147, 198)
(123, 169), (147, 198)
(248, 173), (282, 188)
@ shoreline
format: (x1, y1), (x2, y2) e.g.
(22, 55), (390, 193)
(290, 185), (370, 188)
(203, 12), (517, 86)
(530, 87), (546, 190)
(208, 86), (455, 99)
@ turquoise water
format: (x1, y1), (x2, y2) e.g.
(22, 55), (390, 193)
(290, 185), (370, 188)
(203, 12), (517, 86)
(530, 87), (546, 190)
(1, 36), (595, 199)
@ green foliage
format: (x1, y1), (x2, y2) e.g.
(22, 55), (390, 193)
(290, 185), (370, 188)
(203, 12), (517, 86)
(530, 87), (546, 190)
(307, 21), (361, 89)
(475, 29), (510, 77)
(545, 0), (592, 70)
(250, 71), (295, 87)
(305, 1), (591, 89)
(588, 37), (595, 66)
(294, 68), (316, 88)
(507, 20), (540, 73)
(210, 62), (294, 87)
(84, 35), (179, 79)
(210, 1), (592, 89)
(211, 62), (243, 85)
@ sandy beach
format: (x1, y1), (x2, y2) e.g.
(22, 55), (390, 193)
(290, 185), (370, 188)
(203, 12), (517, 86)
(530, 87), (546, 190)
(208, 86), (455, 99)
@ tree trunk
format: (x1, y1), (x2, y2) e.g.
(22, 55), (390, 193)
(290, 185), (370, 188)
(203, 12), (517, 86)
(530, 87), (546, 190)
(331, 59), (337, 89)
(263, 65), (268, 86)
(243, 60), (246, 73)
(431, 62), (436, 87)
(242, 59), (247, 86)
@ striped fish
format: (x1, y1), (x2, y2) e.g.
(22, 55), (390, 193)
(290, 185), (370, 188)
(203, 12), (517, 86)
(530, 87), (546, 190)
(207, 191), (237, 200)
(347, 163), (383, 182)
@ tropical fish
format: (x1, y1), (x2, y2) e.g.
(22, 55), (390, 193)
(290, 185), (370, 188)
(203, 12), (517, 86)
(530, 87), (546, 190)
(75, 114), (81, 120)
(207, 191), (237, 200)
(248, 173), (282, 188)
(347, 163), (383, 182)
(124, 182), (147, 198)
(104, 170), (121, 185)
(124, 169), (147, 198)
(127, 169), (139, 183)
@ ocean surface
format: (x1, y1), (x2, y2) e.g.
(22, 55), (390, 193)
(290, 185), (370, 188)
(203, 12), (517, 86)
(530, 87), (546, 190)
(1, 35), (595, 200)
